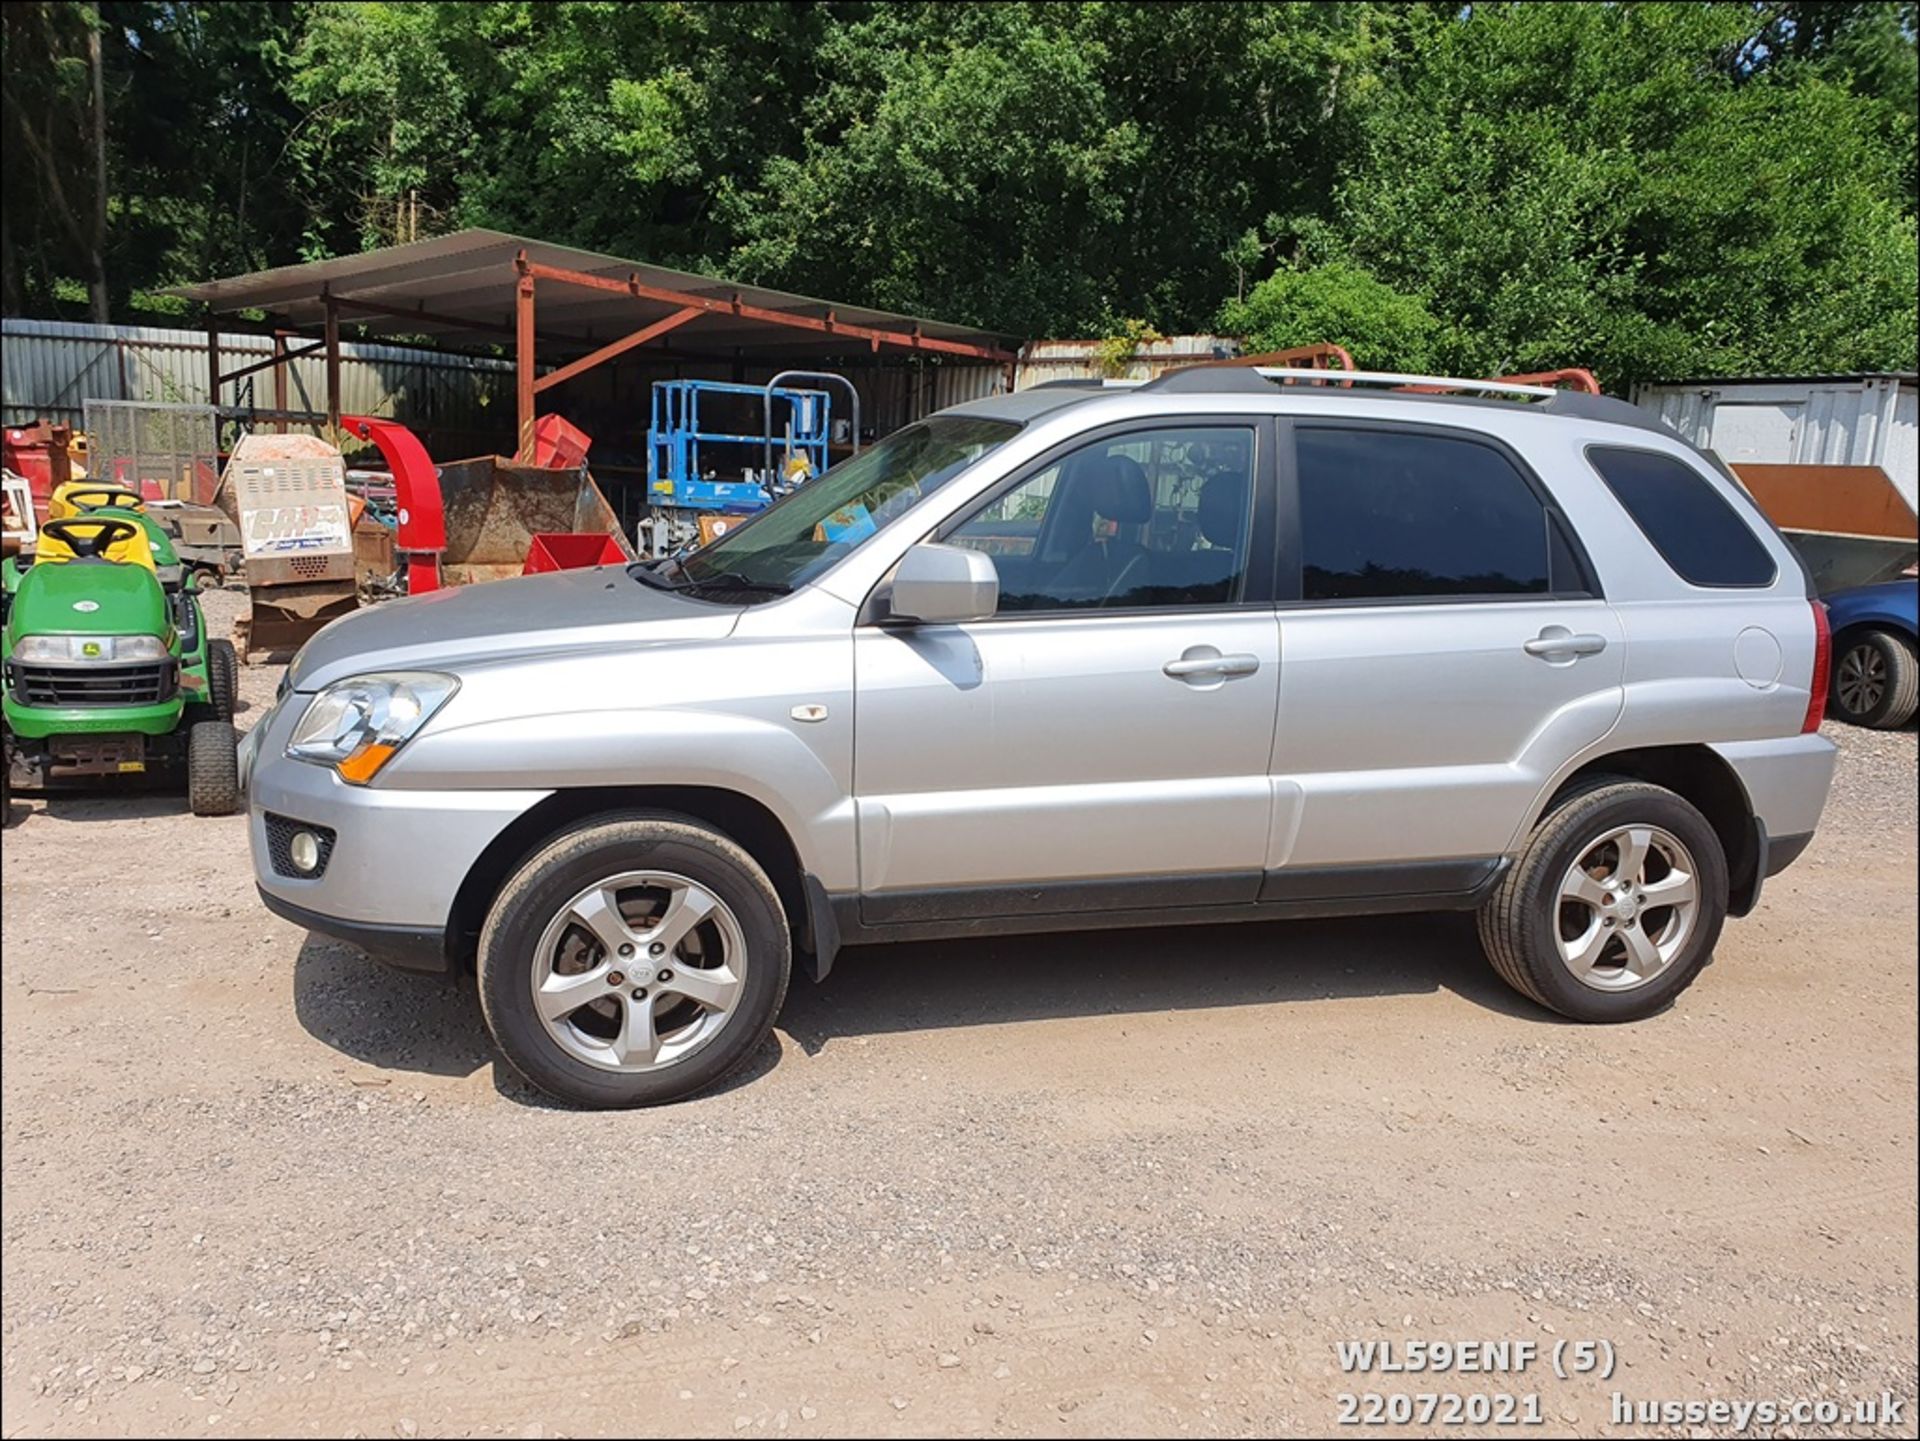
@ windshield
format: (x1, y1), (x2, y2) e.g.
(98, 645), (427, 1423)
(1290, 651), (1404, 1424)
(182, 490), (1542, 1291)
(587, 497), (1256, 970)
(670, 414), (1021, 593)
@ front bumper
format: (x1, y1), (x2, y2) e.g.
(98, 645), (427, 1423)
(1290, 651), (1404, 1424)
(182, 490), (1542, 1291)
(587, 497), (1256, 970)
(256, 886), (449, 972)
(246, 695), (549, 967)
(2, 691), (184, 739)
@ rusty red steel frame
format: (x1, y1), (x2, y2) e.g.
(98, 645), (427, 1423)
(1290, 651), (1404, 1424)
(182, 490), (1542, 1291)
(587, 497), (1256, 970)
(1491, 368), (1601, 394)
(1207, 342), (1358, 373)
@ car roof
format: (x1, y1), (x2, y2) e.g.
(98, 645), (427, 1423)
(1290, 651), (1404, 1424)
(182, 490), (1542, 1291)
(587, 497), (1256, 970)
(947, 365), (1679, 441)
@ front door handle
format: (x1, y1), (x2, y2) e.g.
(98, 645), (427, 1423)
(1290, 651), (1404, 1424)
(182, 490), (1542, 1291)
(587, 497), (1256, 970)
(1164, 648), (1260, 680)
(1523, 627), (1608, 659)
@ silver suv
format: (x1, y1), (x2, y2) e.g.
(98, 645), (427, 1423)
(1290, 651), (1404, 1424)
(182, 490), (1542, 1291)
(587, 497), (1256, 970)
(242, 367), (1837, 1108)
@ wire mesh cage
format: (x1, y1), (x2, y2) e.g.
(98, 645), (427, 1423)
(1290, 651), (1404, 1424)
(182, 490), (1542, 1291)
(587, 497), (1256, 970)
(82, 399), (220, 504)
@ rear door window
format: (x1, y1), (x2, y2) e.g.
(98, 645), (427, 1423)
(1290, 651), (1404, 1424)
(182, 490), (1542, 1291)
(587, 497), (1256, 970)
(1295, 426), (1587, 601)
(1586, 446), (1776, 587)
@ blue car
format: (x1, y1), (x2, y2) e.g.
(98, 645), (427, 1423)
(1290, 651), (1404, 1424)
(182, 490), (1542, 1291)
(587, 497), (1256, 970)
(1825, 577), (1918, 728)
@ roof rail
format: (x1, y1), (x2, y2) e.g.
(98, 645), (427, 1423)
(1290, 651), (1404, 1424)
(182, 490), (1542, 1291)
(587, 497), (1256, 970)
(1143, 365), (1559, 398)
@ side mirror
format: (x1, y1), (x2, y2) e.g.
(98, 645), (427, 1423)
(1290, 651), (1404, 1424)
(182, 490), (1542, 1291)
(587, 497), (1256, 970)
(887, 542), (999, 625)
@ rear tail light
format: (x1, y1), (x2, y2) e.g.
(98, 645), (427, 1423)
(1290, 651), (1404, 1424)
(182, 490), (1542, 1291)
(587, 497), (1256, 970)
(1802, 599), (1831, 733)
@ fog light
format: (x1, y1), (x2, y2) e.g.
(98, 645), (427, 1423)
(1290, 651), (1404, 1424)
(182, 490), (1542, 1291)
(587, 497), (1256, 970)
(289, 831), (322, 874)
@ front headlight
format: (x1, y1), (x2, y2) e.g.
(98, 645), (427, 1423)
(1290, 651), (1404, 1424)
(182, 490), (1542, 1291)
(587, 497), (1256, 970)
(113, 635), (171, 661)
(9, 634), (171, 662)
(10, 635), (71, 663)
(286, 671), (458, 784)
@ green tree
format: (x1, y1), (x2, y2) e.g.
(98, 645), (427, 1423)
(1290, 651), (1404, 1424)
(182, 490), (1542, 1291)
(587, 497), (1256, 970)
(1220, 260), (1443, 371)
(1317, 2), (1917, 384)
(724, 2), (1405, 336)
(0, 0), (1912, 392)
(2, 2), (110, 319)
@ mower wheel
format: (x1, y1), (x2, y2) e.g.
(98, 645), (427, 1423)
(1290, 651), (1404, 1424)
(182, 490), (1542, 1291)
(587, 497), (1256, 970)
(187, 719), (241, 816)
(207, 638), (239, 721)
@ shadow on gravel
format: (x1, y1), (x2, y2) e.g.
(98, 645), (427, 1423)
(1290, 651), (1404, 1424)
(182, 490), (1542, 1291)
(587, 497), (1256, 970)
(289, 935), (791, 1106)
(15, 792), (192, 822)
(292, 935), (491, 1079)
(286, 911), (1556, 1099)
(777, 911), (1558, 1055)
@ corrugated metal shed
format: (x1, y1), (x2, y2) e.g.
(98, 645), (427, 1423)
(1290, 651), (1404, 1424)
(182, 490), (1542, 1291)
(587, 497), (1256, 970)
(1633, 373), (1918, 511)
(3, 317), (518, 456)
(169, 228), (1020, 360)
(1015, 335), (1238, 389)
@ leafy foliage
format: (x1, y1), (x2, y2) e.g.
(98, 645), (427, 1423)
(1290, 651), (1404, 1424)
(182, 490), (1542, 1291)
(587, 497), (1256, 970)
(1319, 2), (1919, 384)
(1220, 262), (1443, 373)
(2, 1), (1913, 385)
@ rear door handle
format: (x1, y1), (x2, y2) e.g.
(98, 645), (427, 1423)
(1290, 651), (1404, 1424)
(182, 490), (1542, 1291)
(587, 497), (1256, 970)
(1524, 627), (1608, 659)
(1164, 648), (1260, 680)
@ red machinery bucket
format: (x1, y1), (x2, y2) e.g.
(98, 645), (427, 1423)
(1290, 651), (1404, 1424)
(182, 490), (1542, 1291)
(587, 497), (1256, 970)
(532, 414), (592, 472)
(523, 532), (628, 575)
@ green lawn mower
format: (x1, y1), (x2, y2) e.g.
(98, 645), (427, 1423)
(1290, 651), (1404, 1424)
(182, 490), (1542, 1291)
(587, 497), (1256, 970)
(2, 485), (240, 817)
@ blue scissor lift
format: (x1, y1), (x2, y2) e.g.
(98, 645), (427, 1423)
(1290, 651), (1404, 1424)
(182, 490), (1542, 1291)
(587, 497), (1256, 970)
(647, 379), (830, 513)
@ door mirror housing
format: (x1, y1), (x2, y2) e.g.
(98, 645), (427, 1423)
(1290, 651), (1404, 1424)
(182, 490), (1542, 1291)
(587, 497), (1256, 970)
(886, 542), (999, 625)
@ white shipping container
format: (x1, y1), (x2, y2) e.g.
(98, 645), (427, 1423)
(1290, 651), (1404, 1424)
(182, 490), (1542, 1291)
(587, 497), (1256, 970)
(1632, 373), (1918, 513)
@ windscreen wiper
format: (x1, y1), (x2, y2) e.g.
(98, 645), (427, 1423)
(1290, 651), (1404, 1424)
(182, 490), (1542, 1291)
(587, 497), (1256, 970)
(679, 570), (792, 597)
(626, 558), (689, 591)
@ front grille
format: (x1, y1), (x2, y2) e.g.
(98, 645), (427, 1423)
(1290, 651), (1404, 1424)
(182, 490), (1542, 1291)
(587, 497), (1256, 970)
(265, 812), (336, 879)
(8, 661), (175, 707)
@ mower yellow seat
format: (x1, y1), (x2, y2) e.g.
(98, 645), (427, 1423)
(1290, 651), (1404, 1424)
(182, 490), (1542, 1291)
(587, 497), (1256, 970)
(33, 519), (160, 572)
(49, 481), (146, 520)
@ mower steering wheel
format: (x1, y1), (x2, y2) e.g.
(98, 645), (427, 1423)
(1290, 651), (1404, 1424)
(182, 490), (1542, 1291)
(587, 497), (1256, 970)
(40, 516), (144, 559)
(65, 485), (146, 512)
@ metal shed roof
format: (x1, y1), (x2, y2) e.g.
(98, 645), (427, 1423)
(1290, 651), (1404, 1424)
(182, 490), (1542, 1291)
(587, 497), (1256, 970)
(171, 228), (1020, 362)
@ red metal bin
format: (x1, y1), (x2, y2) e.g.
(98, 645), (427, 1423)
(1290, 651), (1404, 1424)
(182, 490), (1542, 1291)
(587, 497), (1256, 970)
(523, 532), (627, 574)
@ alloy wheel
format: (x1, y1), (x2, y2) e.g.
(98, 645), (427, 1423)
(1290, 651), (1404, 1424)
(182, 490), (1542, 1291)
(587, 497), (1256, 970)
(530, 870), (747, 1072)
(1554, 824), (1700, 992)
(1835, 641), (1886, 717)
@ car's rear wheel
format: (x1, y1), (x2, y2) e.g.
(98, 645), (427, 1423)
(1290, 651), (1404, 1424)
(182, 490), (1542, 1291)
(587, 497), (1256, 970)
(477, 815), (790, 1108)
(1829, 627), (1918, 729)
(1478, 779), (1727, 1021)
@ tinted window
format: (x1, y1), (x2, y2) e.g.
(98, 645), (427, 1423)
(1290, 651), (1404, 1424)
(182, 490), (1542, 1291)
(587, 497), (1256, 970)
(1588, 446), (1776, 587)
(949, 427), (1256, 611)
(1297, 428), (1560, 601)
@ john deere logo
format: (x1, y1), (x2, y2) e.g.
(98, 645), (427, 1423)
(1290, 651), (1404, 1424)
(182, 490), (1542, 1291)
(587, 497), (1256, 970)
(81, 641), (103, 657)
(72, 600), (99, 613)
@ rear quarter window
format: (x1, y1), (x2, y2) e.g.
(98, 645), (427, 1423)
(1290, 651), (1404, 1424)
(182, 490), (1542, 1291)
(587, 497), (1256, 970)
(1586, 445), (1776, 587)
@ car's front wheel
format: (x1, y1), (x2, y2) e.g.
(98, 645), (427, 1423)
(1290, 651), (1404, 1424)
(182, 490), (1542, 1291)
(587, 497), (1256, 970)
(477, 815), (790, 1108)
(1829, 626), (1918, 729)
(1477, 779), (1728, 1022)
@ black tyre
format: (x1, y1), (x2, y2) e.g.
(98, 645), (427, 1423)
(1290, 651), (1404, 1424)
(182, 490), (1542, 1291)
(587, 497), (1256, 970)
(477, 814), (790, 1108)
(1478, 780), (1728, 1022)
(186, 719), (241, 816)
(206, 637), (240, 721)
(1829, 627), (1918, 729)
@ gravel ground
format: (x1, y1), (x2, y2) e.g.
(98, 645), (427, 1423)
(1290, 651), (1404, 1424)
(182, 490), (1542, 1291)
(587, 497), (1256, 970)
(2, 588), (1915, 1439)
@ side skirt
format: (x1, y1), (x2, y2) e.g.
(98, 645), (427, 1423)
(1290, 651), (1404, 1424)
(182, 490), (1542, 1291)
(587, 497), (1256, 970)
(804, 858), (1508, 960)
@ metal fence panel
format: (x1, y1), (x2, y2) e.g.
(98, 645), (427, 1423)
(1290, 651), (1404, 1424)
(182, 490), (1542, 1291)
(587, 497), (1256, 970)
(83, 399), (220, 503)
(4, 318), (516, 456)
